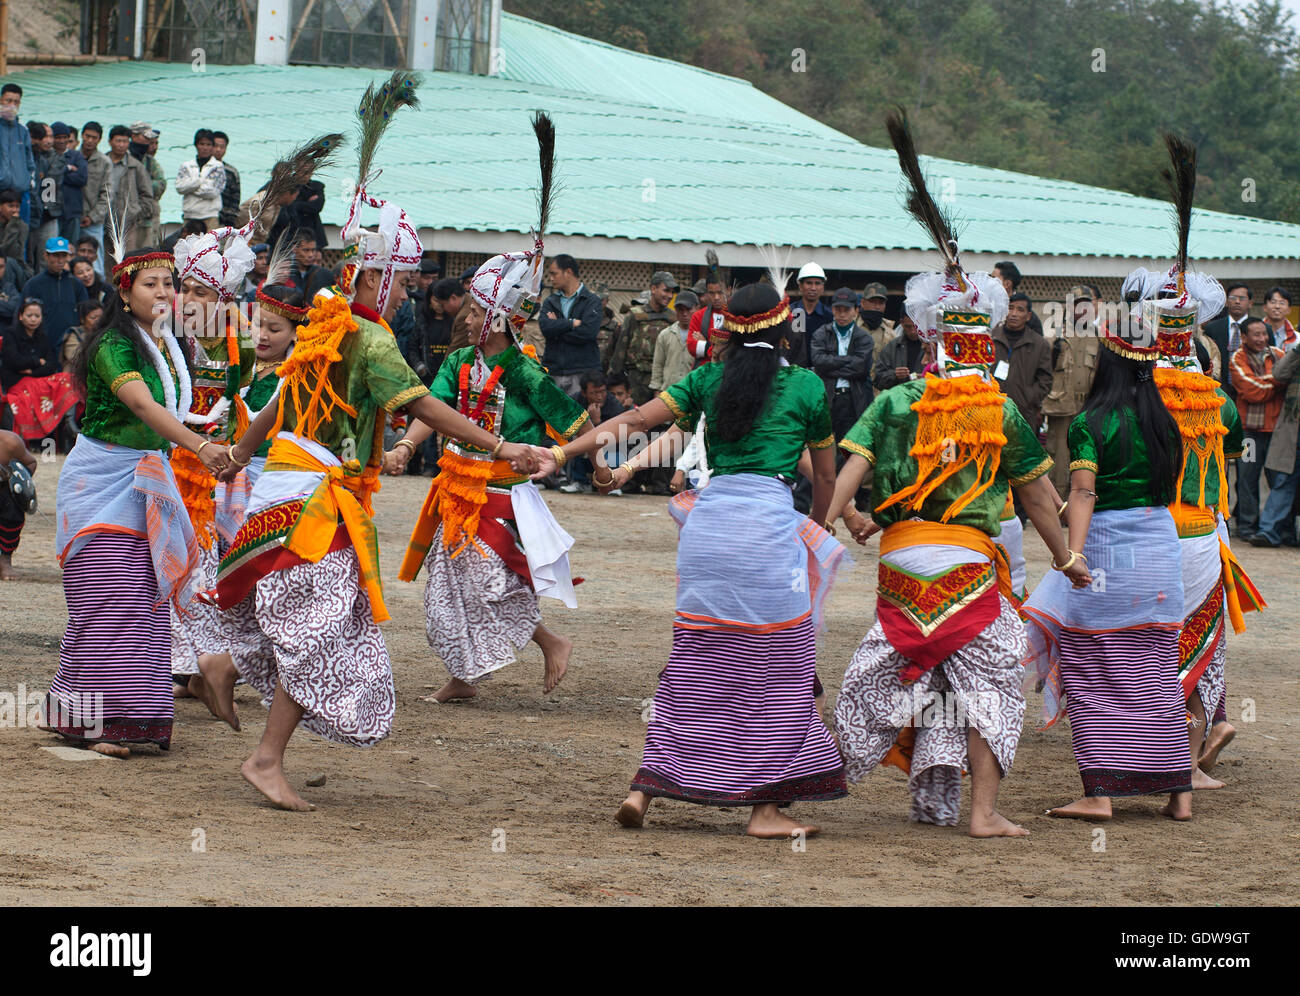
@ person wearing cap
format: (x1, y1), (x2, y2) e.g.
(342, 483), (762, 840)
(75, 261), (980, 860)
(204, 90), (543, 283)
(21, 236), (86, 351)
(789, 262), (830, 367)
(1042, 284), (1101, 497)
(175, 128), (225, 229)
(650, 288), (699, 395)
(857, 281), (895, 355)
(128, 123), (164, 247)
(810, 287), (874, 446)
(611, 269), (678, 404)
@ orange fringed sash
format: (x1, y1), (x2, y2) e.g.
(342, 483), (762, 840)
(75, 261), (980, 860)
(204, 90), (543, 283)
(874, 373), (1007, 522)
(1169, 500), (1265, 634)
(1154, 366), (1229, 513)
(270, 292), (359, 444)
(170, 447), (217, 549)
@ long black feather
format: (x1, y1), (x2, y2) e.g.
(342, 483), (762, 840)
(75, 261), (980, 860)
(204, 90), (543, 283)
(532, 111), (556, 241)
(1160, 132), (1197, 274)
(884, 107), (959, 268)
(258, 133), (345, 223)
(356, 70), (422, 187)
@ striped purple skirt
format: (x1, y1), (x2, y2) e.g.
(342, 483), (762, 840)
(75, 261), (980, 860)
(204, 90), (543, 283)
(633, 618), (848, 805)
(45, 533), (174, 748)
(1058, 628), (1190, 797)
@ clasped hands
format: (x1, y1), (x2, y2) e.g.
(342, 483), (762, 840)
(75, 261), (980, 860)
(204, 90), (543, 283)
(382, 441), (547, 477)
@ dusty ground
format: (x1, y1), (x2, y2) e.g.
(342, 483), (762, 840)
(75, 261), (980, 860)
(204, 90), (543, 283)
(0, 457), (1297, 906)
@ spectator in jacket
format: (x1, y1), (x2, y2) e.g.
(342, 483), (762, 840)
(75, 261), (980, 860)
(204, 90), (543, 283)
(61, 298), (104, 372)
(992, 291), (1053, 432)
(873, 313), (928, 390)
(0, 255), (21, 322)
(22, 236), (86, 351)
(286, 234), (320, 293)
(811, 287), (874, 440)
(1262, 286), (1298, 352)
(684, 275), (728, 367)
(650, 290), (699, 392)
(1201, 283), (1251, 400)
(240, 243), (269, 302)
(0, 189), (29, 267)
(105, 126), (156, 253)
(857, 281), (895, 356)
(1253, 342), (1300, 547)
(50, 123), (87, 246)
(267, 180), (328, 254)
(127, 122), (163, 246)
(789, 261), (830, 366)
(1231, 317), (1284, 540)
(0, 85), (35, 226)
(28, 122), (56, 249)
(538, 254), (602, 396)
(407, 276), (461, 385)
(991, 260), (1043, 334)
(1043, 284), (1101, 496)
(174, 128), (225, 226)
(211, 131), (241, 228)
(77, 122), (110, 276)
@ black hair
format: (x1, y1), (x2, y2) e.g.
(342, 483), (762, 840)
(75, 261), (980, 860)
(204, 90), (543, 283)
(1, 84), (21, 97)
(26, 121), (47, 141)
(1082, 347), (1179, 505)
(11, 297), (43, 331)
(580, 369), (605, 390)
(0, 189), (19, 205)
(1241, 316), (1267, 336)
(77, 233), (99, 251)
(1008, 291), (1032, 306)
(181, 219), (208, 237)
(108, 125), (130, 140)
(295, 233), (318, 248)
(82, 121), (102, 138)
(258, 283), (305, 310)
(212, 131), (229, 143)
(76, 298), (103, 322)
(1225, 283), (1251, 300)
(431, 277), (463, 302)
(194, 128), (215, 146)
(711, 283), (785, 443)
(605, 372), (629, 390)
(1264, 285), (1292, 305)
(552, 254), (579, 278)
(71, 248), (178, 395)
(994, 260), (1022, 288)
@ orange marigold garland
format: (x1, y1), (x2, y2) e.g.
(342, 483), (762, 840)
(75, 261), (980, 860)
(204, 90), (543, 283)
(875, 373), (1008, 522)
(271, 292), (360, 443)
(1154, 366), (1229, 512)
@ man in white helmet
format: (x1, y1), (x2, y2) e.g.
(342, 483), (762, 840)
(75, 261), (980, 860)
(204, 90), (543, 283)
(789, 261), (829, 367)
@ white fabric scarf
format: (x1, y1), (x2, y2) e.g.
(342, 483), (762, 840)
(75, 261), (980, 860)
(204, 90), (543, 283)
(133, 321), (193, 421)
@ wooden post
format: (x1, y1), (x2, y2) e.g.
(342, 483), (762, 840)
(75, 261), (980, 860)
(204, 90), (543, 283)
(0, 0), (9, 78)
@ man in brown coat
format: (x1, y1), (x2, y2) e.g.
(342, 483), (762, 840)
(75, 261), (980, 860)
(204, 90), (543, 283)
(992, 291), (1053, 432)
(1042, 284), (1101, 497)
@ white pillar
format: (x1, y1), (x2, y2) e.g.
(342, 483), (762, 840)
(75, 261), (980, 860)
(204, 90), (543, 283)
(409, 0), (439, 71)
(489, 0), (501, 75)
(255, 0), (290, 66)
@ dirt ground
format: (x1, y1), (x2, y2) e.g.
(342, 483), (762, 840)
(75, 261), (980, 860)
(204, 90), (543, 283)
(1, 457), (1297, 906)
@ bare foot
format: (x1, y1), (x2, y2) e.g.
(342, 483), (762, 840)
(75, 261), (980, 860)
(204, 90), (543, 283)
(1198, 722), (1236, 773)
(185, 673), (223, 722)
(89, 742), (130, 759)
(0, 553), (14, 580)
(1160, 792), (1192, 821)
(1048, 796), (1112, 821)
(240, 755), (315, 812)
(969, 810), (1030, 837)
(615, 790), (651, 828)
(427, 678), (478, 703)
(1191, 768), (1225, 790)
(172, 680), (196, 700)
(197, 653), (240, 731)
(746, 803), (820, 839)
(543, 635), (572, 694)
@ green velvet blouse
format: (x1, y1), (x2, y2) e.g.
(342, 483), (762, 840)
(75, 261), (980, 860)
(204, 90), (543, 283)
(242, 371), (280, 459)
(659, 362), (835, 479)
(80, 329), (179, 451)
(1068, 409), (1165, 511)
(841, 378), (1052, 536)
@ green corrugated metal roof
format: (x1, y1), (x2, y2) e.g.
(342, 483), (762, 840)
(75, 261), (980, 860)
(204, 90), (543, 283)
(10, 12), (1299, 260)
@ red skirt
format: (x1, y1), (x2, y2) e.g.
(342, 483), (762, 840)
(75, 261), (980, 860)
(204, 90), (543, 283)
(5, 373), (79, 441)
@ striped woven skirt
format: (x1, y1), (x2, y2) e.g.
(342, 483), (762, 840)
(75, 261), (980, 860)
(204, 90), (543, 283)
(45, 533), (173, 748)
(631, 474), (848, 806)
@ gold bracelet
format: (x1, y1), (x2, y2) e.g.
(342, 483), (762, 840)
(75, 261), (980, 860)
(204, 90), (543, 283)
(1051, 550), (1081, 572)
(395, 438), (417, 455)
(620, 461), (637, 477)
(229, 446), (250, 468)
(550, 445), (567, 470)
(491, 437), (505, 460)
(593, 467), (615, 487)
(195, 439), (212, 458)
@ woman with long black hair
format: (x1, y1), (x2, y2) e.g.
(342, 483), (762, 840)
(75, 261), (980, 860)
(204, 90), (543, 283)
(534, 274), (851, 838)
(44, 246), (230, 756)
(1022, 333), (1195, 820)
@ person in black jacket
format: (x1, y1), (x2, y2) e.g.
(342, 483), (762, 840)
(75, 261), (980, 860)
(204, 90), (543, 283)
(1200, 282), (1252, 401)
(810, 287), (874, 436)
(266, 180), (328, 256)
(537, 254), (602, 396)
(873, 313), (930, 390)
